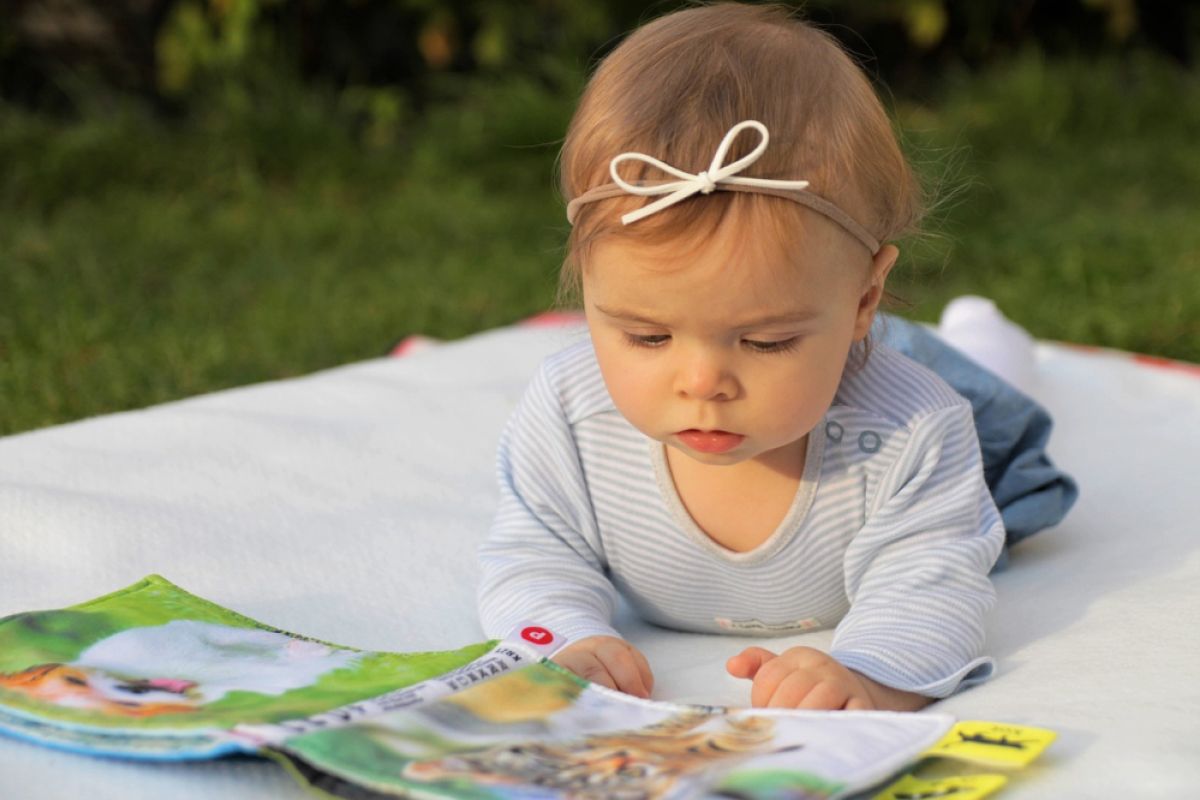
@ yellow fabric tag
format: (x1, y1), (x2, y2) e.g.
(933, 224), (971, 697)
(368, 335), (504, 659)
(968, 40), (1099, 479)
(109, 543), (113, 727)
(925, 721), (1057, 768)
(873, 773), (1008, 800)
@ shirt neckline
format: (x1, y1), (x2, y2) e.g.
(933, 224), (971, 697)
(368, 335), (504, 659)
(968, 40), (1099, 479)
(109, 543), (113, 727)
(649, 422), (826, 565)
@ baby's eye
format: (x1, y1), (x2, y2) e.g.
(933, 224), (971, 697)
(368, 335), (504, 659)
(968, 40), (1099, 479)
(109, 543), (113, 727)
(743, 337), (799, 354)
(623, 333), (671, 349)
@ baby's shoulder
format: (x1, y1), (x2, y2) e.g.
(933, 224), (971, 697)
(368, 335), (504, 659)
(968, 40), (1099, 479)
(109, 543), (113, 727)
(832, 342), (971, 432)
(823, 345), (975, 481)
(530, 337), (615, 425)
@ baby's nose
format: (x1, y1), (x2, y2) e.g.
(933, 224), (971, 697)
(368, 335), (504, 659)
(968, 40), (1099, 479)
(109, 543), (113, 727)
(674, 353), (737, 401)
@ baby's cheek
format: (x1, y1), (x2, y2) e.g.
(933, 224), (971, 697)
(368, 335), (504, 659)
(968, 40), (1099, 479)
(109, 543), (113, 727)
(606, 378), (662, 432)
(759, 402), (823, 445)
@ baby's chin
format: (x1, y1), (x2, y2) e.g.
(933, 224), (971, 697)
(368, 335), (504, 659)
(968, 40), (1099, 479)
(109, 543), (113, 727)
(662, 439), (753, 466)
(666, 433), (813, 471)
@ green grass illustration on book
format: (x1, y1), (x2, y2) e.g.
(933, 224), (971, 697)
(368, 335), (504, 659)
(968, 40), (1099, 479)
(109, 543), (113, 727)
(0, 576), (1049, 799)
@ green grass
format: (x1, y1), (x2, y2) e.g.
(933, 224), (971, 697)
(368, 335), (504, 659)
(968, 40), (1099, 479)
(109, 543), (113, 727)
(0, 75), (576, 433)
(2, 51), (1198, 436)
(892, 51), (1200, 356)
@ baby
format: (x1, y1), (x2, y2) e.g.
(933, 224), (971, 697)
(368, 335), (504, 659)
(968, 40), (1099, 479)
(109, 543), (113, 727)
(478, 3), (1070, 711)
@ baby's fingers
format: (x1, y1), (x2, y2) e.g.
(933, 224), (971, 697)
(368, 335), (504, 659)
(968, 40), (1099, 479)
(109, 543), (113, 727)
(797, 681), (851, 711)
(600, 651), (651, 698)
(726, 646), (778, 679)
(555, 650), (618, 691)
(627, 644), (655, 696)
(763, 671), (821, 709)
(551, 637), (653, 699)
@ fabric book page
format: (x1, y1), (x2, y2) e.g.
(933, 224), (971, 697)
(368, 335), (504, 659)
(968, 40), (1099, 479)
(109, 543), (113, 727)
(0, 575), (491, 759)
(275, 659), (952, 800)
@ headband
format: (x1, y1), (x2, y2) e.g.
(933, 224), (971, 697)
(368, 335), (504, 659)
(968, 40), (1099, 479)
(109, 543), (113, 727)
(565, 120), (881, 255)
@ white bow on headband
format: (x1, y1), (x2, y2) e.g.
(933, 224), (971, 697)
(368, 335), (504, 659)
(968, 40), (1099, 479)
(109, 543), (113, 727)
(609, 120), (809, 225)
(565, 120), (881, 254)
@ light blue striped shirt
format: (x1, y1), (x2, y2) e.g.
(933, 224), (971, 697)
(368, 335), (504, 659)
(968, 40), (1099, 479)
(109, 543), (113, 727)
(478, 337), (1005, 698)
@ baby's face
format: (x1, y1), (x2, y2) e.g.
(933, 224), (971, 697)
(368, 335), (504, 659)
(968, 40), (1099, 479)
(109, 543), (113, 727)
(583, 214), (891, 470)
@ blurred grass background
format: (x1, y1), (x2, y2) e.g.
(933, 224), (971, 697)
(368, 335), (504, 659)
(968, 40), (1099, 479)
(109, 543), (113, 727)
(1, 0), (1198, 435)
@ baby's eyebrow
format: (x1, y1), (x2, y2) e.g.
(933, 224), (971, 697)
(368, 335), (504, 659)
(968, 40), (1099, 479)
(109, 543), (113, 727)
(735, 309), (822, 328)
(594, 304), (820, 328)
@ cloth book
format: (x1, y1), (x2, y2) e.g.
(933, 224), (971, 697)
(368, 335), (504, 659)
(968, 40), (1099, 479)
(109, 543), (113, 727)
(0, 576), (1051, 799)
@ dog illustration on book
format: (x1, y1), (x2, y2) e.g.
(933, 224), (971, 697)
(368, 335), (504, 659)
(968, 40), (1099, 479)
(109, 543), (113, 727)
(403, 711), (795, 798)
(0, 620), (361, 717)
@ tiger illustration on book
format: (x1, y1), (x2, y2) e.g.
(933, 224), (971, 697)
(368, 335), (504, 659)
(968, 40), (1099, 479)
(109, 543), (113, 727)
(403, 710), (800, 798)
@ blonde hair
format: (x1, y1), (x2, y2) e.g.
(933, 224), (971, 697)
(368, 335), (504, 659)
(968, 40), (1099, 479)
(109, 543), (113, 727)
(557, 2), (924, 303)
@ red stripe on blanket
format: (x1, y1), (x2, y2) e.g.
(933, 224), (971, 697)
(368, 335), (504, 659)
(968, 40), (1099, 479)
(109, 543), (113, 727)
(1058, 343), (1200, 379)
(389, 335), (440, 358)
(1131, 354), (1200, 379)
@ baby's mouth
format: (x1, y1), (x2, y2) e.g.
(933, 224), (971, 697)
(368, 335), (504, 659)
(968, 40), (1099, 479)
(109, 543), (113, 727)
(675, 429), (745, 454)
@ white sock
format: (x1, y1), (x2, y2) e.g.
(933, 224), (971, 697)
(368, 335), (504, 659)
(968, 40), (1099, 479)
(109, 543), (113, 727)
(937, 295), (1037, 395)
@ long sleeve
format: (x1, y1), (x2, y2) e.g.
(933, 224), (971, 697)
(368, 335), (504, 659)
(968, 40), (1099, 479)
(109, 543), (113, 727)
(830, 404), (1005, 698)
(476, 365), (622, 644)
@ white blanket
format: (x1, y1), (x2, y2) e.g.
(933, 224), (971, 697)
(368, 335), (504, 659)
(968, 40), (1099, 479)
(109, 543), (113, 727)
(2, 321), (1198, 798)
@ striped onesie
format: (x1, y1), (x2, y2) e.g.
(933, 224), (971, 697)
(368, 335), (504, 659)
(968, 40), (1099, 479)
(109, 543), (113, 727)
(477, 336), (1005, 698)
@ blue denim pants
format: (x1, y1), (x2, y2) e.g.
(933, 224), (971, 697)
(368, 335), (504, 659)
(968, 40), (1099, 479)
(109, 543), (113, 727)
(879, 316), (1079, 567)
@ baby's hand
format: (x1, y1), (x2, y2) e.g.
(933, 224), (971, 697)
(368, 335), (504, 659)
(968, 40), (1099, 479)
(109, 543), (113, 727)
(726, 646), (929, 711)
(552, 635), (654, 699)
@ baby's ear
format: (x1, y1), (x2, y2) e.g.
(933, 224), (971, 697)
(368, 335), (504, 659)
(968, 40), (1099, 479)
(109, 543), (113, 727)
(853, 244), (898, 340)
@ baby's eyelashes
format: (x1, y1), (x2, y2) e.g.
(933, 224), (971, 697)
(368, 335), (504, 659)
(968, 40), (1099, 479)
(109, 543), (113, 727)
(623, 333), (671, 349)
(743, 337), (800, 354)
(620, 332), (802, 354)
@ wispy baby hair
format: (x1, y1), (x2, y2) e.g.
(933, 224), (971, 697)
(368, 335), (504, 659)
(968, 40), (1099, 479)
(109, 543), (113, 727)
(558, 1), (925, 302)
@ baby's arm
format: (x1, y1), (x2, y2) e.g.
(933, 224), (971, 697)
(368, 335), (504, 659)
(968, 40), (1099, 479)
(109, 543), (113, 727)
(726, 405), (1001, 710)
(478, 365), (654, 696)
(829, 404), (1005, 702)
